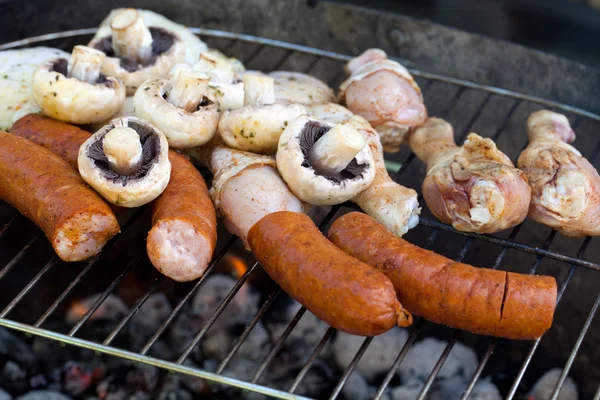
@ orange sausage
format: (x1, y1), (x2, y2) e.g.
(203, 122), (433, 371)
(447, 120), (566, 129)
(147, 151), (217, 282)
(11, 114), (90, 169)
(0, 132), (120, 261)
(248, 211), (412, 336)
(328, 212), (557, 339)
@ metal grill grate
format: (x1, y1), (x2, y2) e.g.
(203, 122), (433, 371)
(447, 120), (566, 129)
(0, 29), (599, 400)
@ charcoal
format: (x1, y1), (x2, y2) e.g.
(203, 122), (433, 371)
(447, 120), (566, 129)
(202, 321), (269, 362)
(16, 391), (72, 400)
(28, 374), (47, 390)
(65, 295), (129, 326)
(333, 328), (408, 382)
(272, 364), (334, 399)
(428, 374), (468, 400)
(0, 388), (11, 400)
(157, 373), (196, 400)
(167, 309), (204, 359)
(190, 275), (260, 331)
(470, 377), (501, 400)
(125, 365), (158, 393)
(177, 360), (209, 395)
(391, 378), (424, 400)
(2, 361), (28, 394)
(129, 293), (172, 350)
(528, 369), (578, 400)
(60, 361), (103, 397)
(145, 340), (174, 362)
(397, 338), (477, 382)
(341, 371), (369, 400)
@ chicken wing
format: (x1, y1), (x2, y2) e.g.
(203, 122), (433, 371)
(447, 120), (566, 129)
(411, 118), (531, 233)
(517, 110), (600, 237)
(339, 49), (427, 153)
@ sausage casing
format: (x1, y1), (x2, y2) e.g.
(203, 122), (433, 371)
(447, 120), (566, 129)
(328, 212), (557, 339)
(147, 151), (217, 282)
(248, 211), (412, 336)
(11, 114), (90, 169)
(0, 132), (120, 261)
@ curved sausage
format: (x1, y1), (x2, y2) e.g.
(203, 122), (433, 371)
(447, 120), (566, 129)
(328, 212), (557, 339)
(11, 113), (90, 169)
(147, 150), (217, 282)
(248, 211), (412, 336)
(0, 132), (120, 261)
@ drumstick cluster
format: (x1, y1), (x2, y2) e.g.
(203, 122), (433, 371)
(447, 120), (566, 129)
(1, 7), (583, 340)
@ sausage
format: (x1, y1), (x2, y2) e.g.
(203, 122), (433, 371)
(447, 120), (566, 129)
(11, 114), (218, 280)
(327, 212), (557, 339)
(248, 211), (412, 336)
(146, 150), (217, 282)
(0, 132), (120, 261)
(11, 114), (90, 169)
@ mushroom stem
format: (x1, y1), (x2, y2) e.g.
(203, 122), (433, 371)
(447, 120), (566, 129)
(166, 70), (211, 112)
(243, 74), (275, 106)
(102, 126), (143, 176)
(308, 124), (366, 175)
(194, 52), (235, 83)
(67, 45), (106, 83)
(110, 8), (153, 64)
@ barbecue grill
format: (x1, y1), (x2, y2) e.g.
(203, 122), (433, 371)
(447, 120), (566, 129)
(0, 1), (599, 399)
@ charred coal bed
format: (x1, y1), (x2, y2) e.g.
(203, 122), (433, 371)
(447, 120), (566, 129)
(0, 272), (579, 400)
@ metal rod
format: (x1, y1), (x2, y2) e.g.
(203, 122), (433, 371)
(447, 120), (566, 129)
(216, 288), (282, 374)
(0, 256), (59, 317)
(139, 235), (237, 355)
(176, 260), (260, 363)
(505, 236), (591, 400)
(459, 338), (498, 400)
(33, 208), (146, 328)
(594, 384), (600, 400)
(0, 217), (16, 240)
(455, 92), (493, 144)
(417, 331), (461, 400)
(548, 291), (600, 400)
(68, 251), (147, 337)
(103, 274), (165, 346)
(241, 44), (265, 65)
(289, 326), (336, 393)
(373, 319), (425, 400)
(0, 233), (41, 281)
(328, 337), (373, 400)
(252, 306), (307, 383)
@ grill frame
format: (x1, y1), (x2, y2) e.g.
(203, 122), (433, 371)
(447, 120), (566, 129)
(0, 28), (599, 400)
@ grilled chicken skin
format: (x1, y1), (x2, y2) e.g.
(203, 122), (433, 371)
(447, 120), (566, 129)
(518, 110), (600, 237)
(411, 117), (531, 234)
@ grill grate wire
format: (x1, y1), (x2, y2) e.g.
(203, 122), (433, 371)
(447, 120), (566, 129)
(0, 29), (598, 400)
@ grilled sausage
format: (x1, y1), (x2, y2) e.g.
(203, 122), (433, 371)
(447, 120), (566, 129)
(328, 212), (557, 339)
(0, 132), (120, 261)
(147, 150), (217, 282)
(248, 211), (412, 336)
(11, 113), (90, 169)
(11, 114), (218, 280)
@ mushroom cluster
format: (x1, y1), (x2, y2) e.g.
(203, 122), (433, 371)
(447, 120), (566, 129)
(88, 8), (188, 95)
(32, 45), (126, 125)
(277, 115), (375, 205)
(78, 116), (171, 207)
(269, 71), (335, 105)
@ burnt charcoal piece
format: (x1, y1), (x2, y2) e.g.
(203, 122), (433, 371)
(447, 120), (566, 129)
(15, 391), (72, 400)
(0, 388), (10, 400)
(0, 328), (39, 393)
(167, 309), (205, 360)
(129, 293), (173, 351)
(60, 361), (103, 397)
(201, 321), (269, 363)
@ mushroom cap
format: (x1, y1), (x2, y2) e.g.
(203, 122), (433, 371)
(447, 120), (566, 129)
(219, 103), (306, 154)
(89, 27), (186, 95)
(277, 115), (376, 205)
(32, 58), (126, 125)
(133, 78), (219, 149)
(0, 47), (70, 130)
(269, 71), (336, 105)
(78, 116), (171, 207)
(92, 8), (208, 64)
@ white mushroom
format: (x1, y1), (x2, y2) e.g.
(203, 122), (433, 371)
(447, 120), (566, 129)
(0, 46), (69, 130)
(31, 45), (125, 125)
(218, 74), (306, 154)
(133, 69), (219, 148)
(277, 115), (375, 205)
(78, 117), (171, 207)
(88, 8), (187, 95)
(269, 71), (336, 105)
